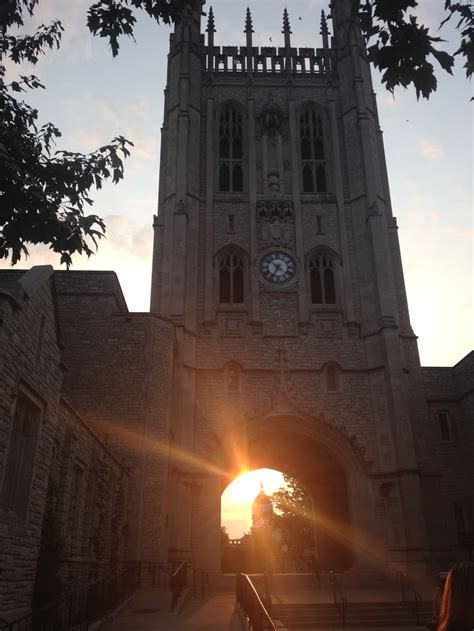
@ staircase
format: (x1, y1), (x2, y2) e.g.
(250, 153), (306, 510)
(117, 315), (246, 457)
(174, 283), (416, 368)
(271, 600), (433, 628)
(257, 570), (435, 630)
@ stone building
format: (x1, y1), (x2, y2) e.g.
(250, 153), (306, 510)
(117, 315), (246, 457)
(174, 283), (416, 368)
(0, 0), (473, 619)
(149, 0), (473, 577)
(252, 482), (274, 530)
(0, 268), (131, 617)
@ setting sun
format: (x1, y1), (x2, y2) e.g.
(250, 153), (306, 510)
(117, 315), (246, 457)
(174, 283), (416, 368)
(221, 468), (286, 538)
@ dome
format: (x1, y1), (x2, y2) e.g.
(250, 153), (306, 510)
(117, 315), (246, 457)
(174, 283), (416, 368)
(253, 490), (272, 507)
(252, 482), (274, 530)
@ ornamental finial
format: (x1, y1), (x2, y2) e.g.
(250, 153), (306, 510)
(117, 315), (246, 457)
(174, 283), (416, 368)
(244, 7), (253, 33)
(320, 10), (328, 35)
(282, 7), (292, 34)
(206, 5), (216, 33)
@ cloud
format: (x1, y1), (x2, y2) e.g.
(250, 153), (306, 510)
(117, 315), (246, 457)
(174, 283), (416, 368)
(378, 92), (401, 108)
(127, 100), (150, 120)
(419, 140), (443, 160)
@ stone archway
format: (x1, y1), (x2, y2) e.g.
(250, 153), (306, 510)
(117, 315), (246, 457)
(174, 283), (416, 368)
(245, 415), (357, 571)
(188, 411), (376, 578)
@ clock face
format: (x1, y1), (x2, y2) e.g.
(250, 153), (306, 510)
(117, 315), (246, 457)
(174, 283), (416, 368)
(259, 251), (297, 285)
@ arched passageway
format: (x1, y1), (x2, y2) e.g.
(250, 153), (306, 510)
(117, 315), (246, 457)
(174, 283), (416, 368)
(190, 414), (372, 576)
(244, 424), (355, 571)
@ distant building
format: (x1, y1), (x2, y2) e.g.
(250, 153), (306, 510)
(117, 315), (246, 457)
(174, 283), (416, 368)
(1, 0), (473, 620)
(252, 483), (274, 530)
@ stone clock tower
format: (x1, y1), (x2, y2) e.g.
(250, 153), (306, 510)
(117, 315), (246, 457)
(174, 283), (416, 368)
(150, 1), (435, 577)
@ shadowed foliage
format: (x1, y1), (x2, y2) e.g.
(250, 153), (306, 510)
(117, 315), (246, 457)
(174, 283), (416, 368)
(271, 474), (314, 566)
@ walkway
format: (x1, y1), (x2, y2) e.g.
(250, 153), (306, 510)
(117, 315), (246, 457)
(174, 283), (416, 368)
(100, 589), (242, 631)
(100, 572), (436, 631)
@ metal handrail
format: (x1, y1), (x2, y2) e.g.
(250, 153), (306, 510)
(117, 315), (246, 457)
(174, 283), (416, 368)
(396, 571), (422, 625)
(121, 560), (171, 588)
(193, 569), (209, 600)
(3, 564), (140, 631)
(263, 572), (272, 610)
(236, 573), (276, 631)
(329, 571), (347, 627)
(170, 560), (189, 612)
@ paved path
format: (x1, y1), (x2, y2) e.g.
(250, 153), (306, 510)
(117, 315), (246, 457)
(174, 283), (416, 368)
(100, 578), (434, 630)
(100, 589), (242, 631)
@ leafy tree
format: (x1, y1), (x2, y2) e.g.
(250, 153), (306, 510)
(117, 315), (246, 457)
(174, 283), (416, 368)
(1, 2), (133, 267)
(221, 524), (230, 546)
(356, 0), (473, 99)
(271, 474), (314, 566)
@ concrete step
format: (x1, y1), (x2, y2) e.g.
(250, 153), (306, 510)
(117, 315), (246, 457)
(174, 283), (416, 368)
(271, 602), (433, 629)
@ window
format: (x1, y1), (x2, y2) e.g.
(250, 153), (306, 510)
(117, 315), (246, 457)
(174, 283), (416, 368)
(316, 215), (323, 234)
(300, 107), (327, 193)
(438, 411), (458, 441)
(309, 253), (336, 304)
(326, 364), (339, 392)
(68, 463), (85, 548)
(219, 251), (244, 304)
(453, 502), (467, 534)
(224, 362), (241, 393)
(1, 391), (42, 518)
(324, 363), (341, 393)
(438, 412), (451, 441)
(218, 106), (243, 192)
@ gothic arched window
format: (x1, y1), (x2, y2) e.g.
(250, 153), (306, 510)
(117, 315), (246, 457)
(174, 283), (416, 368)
(324, 363), (341, 393)
(300, 107), (327, 193)
(218, 250), (245, 304)
(218, 106), (243, 192)
(309, 252), (336, 305)
(224, 362), (241, 393)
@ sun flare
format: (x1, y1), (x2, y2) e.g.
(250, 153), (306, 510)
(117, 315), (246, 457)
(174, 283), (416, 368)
(221, 468), (286, 538)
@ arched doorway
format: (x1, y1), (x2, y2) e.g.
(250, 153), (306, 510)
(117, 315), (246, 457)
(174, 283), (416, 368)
(245, 415), (358, 571)
(190, 413), (372, 576)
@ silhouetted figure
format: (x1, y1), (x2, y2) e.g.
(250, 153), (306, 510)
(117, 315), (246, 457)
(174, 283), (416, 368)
(308, 551), (321, 586)
(436, 562), (474, 631)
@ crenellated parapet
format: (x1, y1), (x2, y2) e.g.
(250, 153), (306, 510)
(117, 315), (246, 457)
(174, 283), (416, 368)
(204, 6), (335, 75)
(204, 44), (335, 74)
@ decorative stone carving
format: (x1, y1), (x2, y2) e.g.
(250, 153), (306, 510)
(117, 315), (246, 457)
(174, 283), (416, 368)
(250, 321), (263, 335)
(313, 314), (343, 338)
(200, 321), (213, 335)
(257, 198), (294, 248)
(267, 171), (280, 192)
(258, 93), (286, 137)
(298, 322), (310, 335)
(219, 315), (244, 337)
(346, 321), (360, 337)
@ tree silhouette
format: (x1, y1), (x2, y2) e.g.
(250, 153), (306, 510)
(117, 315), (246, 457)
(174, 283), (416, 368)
(271, 475), (314, 567)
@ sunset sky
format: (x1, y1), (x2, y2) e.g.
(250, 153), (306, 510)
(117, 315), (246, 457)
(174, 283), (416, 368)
(2, 1), (472, 536)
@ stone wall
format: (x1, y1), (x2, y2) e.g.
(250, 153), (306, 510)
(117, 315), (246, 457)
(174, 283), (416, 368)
(53, 271), (176, 562)
(421, 353), (474, 568)
(0, 268), (63, 618)
(51, 398), (128, 591)
(0, 268), (128, 620)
